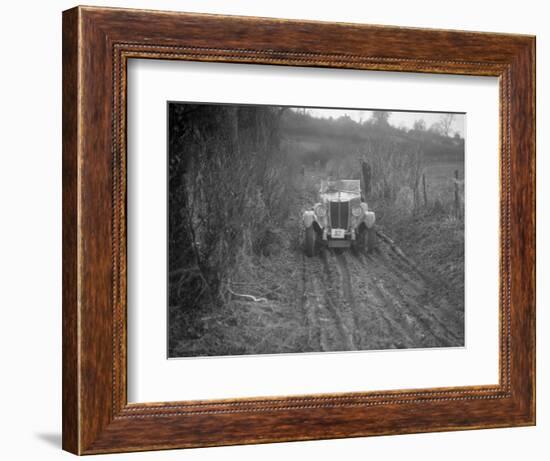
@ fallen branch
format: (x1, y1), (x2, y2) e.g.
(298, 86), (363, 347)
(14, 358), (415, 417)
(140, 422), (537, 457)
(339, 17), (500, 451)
(169, 267), (196, 278)
(375, 230), (418, 270)
(227, 286), (268, 303)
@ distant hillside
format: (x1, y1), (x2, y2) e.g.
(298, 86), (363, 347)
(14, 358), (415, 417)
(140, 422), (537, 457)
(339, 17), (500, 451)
(281, 110), (464, 166)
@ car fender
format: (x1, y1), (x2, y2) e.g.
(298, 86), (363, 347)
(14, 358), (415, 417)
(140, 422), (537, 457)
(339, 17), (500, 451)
(364, 211), (376, 228)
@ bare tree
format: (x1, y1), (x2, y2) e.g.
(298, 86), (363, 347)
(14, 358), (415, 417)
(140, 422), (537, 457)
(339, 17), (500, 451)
(413, 119), (426, 131)
(370, 111), (391, 127)
(439, 113), (455, 137)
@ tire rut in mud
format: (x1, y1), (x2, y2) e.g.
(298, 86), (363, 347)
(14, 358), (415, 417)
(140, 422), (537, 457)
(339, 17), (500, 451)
(299, 237), (464, 352)
(372, 239), (463, 345)
(345, 250), (421, 349)
(333, 251), (363, 349)
(318, 249), (357, 351)
(351, 244), (463, 348)
(300, 249), (358, 352)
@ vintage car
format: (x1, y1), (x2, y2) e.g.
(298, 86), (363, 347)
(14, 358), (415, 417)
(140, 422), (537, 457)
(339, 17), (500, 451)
(303, 179), (376, 256)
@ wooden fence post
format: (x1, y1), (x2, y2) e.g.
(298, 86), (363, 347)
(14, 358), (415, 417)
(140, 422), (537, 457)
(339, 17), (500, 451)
(422, 173), (428, 208)
(454, 169), (460, 218)
(361, 160), (372, 200)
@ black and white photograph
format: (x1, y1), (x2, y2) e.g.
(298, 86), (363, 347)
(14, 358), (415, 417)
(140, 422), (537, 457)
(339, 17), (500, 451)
(168, 102), (465, 358)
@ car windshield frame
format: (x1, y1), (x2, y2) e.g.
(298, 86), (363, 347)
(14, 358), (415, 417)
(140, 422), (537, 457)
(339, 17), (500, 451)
(320, 179), (361, 194)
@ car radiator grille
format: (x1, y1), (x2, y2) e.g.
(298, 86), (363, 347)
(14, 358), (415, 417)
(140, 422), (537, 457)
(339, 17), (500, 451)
(329, 201), (349, 229)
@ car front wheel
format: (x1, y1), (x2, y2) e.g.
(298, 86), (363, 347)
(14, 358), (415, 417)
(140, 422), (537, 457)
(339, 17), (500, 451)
(366, 227), (377, 253)
(353, 228), (366, 254)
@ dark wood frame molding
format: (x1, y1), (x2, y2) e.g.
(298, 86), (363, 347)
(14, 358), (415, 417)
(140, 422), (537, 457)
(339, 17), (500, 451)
(62, 5), (535, 455)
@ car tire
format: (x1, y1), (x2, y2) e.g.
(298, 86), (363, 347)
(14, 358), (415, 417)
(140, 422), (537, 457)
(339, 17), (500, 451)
(366, 227), (377, 253)
(353, 228), (366, 253)
(304, 226), (317, 257)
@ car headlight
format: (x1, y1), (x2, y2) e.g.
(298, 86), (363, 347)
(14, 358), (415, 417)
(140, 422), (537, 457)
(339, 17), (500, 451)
(314, 204), (326, 217)
(351, 206), (363, 217)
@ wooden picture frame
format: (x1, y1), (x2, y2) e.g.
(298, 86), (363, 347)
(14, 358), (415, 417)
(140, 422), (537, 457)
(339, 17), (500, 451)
(62, 5), (535, 455)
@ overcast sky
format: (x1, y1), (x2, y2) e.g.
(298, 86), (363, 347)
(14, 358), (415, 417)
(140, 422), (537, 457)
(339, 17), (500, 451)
(301, 108), (465, 137)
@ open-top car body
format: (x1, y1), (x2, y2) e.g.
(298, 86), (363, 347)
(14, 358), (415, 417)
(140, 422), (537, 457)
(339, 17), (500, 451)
(303, 179), (376, 256)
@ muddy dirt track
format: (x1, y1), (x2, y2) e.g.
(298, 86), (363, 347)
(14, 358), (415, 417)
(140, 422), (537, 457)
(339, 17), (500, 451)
(171, 234), (464, 358)
(299, 239), (464, 353)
